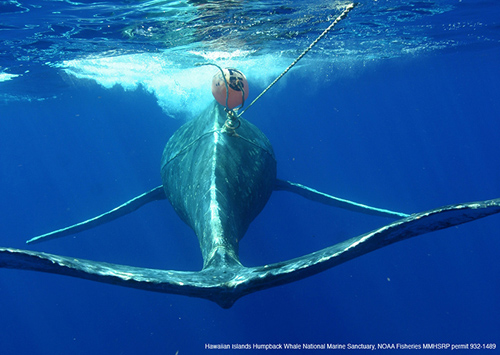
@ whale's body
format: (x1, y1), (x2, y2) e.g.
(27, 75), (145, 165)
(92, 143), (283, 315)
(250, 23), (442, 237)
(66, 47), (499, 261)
(161, 103), (276, 269)
(1, 102), (500, 308)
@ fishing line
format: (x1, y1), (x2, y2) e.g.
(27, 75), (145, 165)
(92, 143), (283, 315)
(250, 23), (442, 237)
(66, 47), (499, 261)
(237, 2), (357, 117)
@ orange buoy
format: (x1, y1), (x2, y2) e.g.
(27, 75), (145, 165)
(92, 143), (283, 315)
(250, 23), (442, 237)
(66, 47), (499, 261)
(211, 68), (249, 109)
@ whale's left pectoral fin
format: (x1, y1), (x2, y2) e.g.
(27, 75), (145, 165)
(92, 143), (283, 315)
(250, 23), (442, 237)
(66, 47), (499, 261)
(274, 179), (410, 219)
(243, 197), (500, 294)
(0, 247), (236, 308)
(26, 186), (166, 244)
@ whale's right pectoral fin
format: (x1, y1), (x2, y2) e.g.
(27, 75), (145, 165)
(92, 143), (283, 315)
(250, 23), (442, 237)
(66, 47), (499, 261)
(274, 179), (410, 219)
(241, 197), (500, 297)
(26, 186), (166, 245)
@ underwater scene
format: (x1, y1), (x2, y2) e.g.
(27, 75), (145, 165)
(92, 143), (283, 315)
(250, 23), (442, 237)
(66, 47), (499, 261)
(1, 0), (499, 354)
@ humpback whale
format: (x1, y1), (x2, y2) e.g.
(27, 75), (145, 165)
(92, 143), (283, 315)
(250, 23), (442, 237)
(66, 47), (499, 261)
(1, 101), (500, 308)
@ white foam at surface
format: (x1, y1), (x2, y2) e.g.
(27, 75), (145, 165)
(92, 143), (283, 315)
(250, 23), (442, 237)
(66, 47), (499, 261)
(0, 72), (19, 82)
(56, 51), (295, 119)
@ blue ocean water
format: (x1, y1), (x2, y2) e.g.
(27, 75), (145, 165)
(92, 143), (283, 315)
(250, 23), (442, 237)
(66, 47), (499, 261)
(1, 0), (500, 354)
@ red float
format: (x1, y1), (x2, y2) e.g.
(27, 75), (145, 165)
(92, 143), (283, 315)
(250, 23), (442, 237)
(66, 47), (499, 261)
(211, 68), (249, 109)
